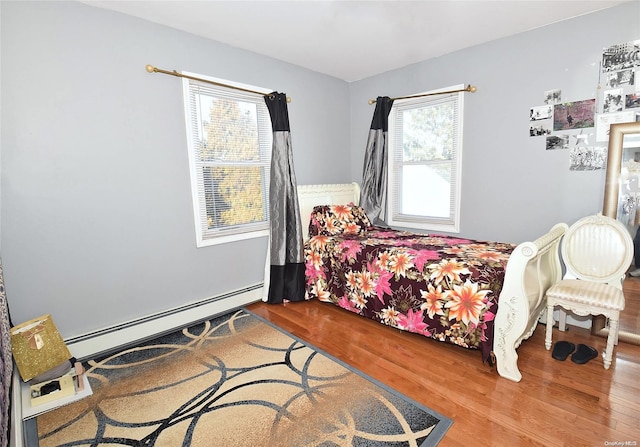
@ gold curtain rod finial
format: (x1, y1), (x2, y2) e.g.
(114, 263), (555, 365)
(467, 85), (477, 93)
(145, 64), (156, 73)
(368, 99), (376, 105)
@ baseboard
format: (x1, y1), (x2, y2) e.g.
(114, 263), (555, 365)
(64, 283), (263, 360)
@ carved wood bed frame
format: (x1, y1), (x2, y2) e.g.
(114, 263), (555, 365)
(297, 183), (567, 382)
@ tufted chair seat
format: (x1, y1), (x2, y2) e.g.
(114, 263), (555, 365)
(545, 214), (632, 369)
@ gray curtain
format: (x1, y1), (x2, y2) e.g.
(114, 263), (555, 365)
(360, 96), (394, 226)
(264, 92), (305, 304)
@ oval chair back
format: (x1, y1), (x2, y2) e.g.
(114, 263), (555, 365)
(560, 213), (633, 288)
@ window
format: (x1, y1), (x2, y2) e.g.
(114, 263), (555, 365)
(387, 85), (464, 233)
(183, 73), (272, 246)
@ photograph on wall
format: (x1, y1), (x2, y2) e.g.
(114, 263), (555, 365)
(596, 111), (636, 141)
(602, 40), (640, 72)
(544, 89), (561, 104)
(546, 135), (569, 150)
(569, 146), (606, 171)
(626, 93), (640, 109)
(553, 99), (595, 131)
(605, 69), (635, 88)
(530, 120), (552, 136)
(603, 88), (624, 112)
(530, 105), (553, 121)
(529, 104), (553, 136)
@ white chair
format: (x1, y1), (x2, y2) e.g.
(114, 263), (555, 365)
(545, 214), (633, 369)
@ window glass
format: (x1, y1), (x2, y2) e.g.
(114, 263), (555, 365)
(183, 74), (272, 246)
(388, 86), (464, 233)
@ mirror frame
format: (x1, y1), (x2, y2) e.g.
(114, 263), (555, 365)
(597, 120), (640, 345)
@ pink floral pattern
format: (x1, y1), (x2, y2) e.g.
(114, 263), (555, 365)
(304, 228), (515, 361)
(308, 204), (372, 237)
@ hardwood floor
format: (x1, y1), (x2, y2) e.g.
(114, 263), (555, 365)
(246, 299), (640, 446)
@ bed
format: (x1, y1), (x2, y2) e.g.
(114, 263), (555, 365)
(297, 183), (567, 382)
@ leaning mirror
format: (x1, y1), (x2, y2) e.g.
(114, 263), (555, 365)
(599, 120), (640, 345)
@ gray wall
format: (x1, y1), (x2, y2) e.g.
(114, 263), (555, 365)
(0, 1), (350, 338)
(1, 1), (638, 341)
(349, 1), (640, 243)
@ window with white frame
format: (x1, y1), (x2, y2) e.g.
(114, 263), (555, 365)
(182, 73), (272, 247)
(387, 85), (464, 233)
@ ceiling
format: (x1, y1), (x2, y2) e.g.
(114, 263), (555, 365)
(81, 0), (629, 82)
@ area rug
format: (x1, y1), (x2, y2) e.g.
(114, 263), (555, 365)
(37, 309), (452, 446)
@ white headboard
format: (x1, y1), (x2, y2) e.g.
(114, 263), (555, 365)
(297, 183), (361, 240)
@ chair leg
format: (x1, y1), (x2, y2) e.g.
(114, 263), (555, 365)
(545, 304), (554, 350)
(604, 318), (619, 370)
(558, 309), (567, 331)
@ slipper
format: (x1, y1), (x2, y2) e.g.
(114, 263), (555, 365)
(571, 344), (598, 364)
(551, 341), (576, 361)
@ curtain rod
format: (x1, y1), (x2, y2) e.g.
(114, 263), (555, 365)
(368, 84), (477, 105)
(145, 64), (291, 103)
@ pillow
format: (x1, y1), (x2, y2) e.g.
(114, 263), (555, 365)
(308, 204), (372, 237)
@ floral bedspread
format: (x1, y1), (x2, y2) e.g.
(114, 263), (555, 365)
(304, 227), (515, 361)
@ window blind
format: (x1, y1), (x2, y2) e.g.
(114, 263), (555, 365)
(388, 87), (463, 232)
(184, 77), (272, 245)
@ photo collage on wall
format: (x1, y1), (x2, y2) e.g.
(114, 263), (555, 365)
(597, 40), (640, 142)
(530, 93), (602, 171)
(528, 39), (640, 172)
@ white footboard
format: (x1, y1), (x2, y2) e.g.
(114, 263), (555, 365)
(493, 223), (567, 382)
